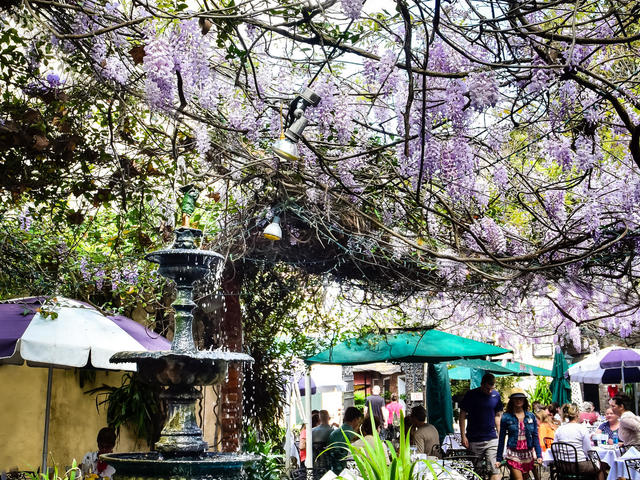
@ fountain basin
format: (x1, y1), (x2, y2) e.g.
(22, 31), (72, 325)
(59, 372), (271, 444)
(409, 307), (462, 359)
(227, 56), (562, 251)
(111, 351), (253, 386)
(101, 452), (260, 480)
(145, 249), (224, 284)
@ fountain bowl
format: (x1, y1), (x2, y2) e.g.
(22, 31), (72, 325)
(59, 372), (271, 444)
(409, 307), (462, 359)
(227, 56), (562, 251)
(111, 351), (253, 386)
(145, 249), (224, 285)
(101, 452), (260, 480)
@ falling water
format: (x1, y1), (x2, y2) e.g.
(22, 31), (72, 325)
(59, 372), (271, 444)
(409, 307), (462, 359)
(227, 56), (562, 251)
(102, 225), (258, 480)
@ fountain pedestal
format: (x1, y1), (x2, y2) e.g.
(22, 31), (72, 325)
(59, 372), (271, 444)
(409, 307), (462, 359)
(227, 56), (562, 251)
(102, 218), (257, 479)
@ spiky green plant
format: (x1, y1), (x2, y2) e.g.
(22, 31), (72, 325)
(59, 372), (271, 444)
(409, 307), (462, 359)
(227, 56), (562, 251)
(337, 414), (420, 480)
(27, 460), (80, 480)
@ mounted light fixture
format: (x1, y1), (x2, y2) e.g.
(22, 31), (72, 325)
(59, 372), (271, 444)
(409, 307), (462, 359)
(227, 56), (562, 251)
(272, 87), (321, 161)
(263, 215), (282, 241)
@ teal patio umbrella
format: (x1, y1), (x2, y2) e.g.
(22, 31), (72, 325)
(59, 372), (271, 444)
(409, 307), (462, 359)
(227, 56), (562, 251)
(447, 358), (517, 385)
(551, 351), (572, 405)
(304, 329), (511, 365)
(495, 360), (552, 377)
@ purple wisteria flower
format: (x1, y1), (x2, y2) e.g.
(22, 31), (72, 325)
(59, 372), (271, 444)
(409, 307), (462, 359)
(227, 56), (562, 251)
(18, 210), (32, 231)
(340, 0), (364, 20)
(46, 73), (61, 87)
(469, 217), (507, 254)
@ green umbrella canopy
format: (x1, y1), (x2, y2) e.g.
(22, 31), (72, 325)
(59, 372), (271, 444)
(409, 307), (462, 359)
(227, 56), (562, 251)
(550, 351), (572, 405)
(494, 360), (552, 377)
(304, 329), (511, 365)
(445, 359), (515, 380)
(449, 358), (515, 374)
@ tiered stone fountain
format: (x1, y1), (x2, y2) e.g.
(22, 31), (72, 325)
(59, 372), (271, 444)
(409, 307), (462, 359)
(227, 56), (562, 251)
(103, 186), (258, 480)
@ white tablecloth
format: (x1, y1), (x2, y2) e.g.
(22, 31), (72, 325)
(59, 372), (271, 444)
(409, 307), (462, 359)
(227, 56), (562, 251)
(414, 459), (468, 480)
(442, 435), (462, 452)
(595, 447), (640, 480)
(542, 446), (618, 465)
(331, 459), (468, 480)
(542, 446), (640, 480)
(593, 446), (620, 470)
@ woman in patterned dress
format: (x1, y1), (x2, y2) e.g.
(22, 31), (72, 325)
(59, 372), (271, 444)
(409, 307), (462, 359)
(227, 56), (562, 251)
(496, 389), (543, 480)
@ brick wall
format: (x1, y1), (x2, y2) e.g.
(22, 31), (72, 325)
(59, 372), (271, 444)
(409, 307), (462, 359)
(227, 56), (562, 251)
(219, 269), (244, 452)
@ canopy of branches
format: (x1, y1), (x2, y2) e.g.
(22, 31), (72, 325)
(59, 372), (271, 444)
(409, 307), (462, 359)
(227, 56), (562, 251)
(1, 0), (640, 349)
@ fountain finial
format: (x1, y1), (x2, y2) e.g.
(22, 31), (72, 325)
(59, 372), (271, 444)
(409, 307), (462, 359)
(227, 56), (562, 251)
(180, 184), (200, 227)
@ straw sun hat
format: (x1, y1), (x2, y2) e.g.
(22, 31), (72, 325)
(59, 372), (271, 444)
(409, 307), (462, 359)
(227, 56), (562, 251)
(509, 388), (527, 399)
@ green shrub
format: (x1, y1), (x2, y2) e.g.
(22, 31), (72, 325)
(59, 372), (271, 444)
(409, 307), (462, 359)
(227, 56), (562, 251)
(526, 376), (552, 405)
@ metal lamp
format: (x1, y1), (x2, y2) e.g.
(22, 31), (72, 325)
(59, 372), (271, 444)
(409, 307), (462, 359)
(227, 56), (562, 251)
(273, 88), (320, 162)
(263, 216), (282, 241)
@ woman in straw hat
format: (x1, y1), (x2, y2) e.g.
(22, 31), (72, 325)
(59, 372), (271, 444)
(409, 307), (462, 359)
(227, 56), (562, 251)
(496, 389), (542, 480)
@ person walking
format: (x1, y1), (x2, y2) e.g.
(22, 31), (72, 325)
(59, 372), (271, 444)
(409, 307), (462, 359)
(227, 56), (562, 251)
(459, 373), (504, 480)
(364, 385), (387, 424)
(365, 385), (388, 438)
(386, 393), (403, 440)
(496, 389), (542, 480)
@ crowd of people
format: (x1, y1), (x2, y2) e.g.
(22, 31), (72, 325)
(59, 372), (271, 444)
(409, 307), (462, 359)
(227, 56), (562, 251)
(298, 374), (640, 480)
(298, 385), (446, 472)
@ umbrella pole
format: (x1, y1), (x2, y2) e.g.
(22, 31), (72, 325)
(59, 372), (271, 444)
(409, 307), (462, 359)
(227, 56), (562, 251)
(42, 366), (53, 474)
(304, 373), (313, 469)
(622, 361), (626, 389)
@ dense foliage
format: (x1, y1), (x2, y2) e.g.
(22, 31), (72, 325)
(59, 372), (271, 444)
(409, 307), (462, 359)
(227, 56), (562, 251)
(240, 262), (320, 441)
(526, 376), (553, 405)
(86, 372), (166, 446)
(2, 0), (640, 353)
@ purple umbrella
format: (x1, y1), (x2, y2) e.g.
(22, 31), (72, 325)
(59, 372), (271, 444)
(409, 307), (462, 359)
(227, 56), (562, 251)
(568, 346), (640, 385)
(0, 296), (170, 473)
(600, 348), (640, 369)
(297, 375), (317, 396)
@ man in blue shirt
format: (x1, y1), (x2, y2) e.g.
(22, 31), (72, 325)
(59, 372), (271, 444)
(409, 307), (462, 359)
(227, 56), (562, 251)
(459, 373), (504, 480)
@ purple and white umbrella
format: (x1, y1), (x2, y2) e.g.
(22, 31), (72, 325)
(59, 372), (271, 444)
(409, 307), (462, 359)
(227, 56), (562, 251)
(1, 297), (170, 369)
(567, 346), (640, 385)
(0, 296), (170, 472)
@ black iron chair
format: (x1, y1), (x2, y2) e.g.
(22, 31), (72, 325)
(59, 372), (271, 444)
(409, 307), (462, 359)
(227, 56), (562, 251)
(312, 442), (331, 475)
(549, 442), (597, 480)
(626, 458), (640, 480)
(442, 453), (482, 480)
(586, 450), (601, 471)
(619, 444), (640, 456)
(430, 443), (444, 458)
(444, 448), (472, 458)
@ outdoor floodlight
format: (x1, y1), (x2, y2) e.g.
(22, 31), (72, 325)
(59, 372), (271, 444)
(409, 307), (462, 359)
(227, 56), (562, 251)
(263, 216), (282, 241)
(272, 87), (321, 162)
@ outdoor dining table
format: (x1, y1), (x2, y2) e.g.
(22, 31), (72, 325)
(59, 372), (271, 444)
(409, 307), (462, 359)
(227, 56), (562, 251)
(442, 434), (463, 452)
(413, 457), (469, 480)
(327, 457), (469, 480)
(594, 446), (640, 480)
(542, 445), (640, 480)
